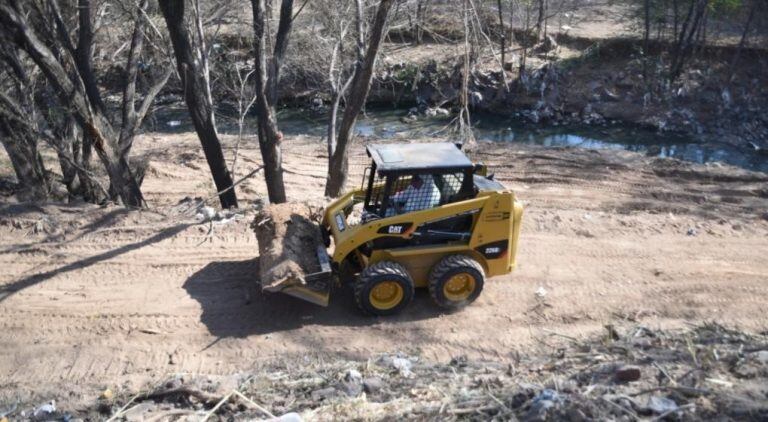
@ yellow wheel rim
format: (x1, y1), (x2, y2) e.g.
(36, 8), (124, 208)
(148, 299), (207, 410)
(443, 272), (476, 301)
(369, 281), (404, 310)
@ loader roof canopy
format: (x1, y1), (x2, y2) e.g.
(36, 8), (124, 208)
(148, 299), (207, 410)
(367, 143), (474, 174)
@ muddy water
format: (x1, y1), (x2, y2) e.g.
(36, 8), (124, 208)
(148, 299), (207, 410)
(154, 107), (768, 173)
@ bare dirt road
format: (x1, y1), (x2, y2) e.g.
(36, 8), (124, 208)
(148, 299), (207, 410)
(1, 133), (767, 405)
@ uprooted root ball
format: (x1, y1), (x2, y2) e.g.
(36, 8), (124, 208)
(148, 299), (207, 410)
(251, 202), (324, 291)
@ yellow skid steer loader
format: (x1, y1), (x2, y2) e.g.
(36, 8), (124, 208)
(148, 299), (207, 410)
(270, 142), (523, 315)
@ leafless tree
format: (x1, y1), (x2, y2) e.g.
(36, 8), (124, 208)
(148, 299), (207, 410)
(227, 65), (258, 181)
(250, 0), (297, 204)
(160, 0), (238, 209)
(325, 0), (395, 198)
(669, 0), (709, 83)
(0, 112), (49, 201)
(730, 0), (757, 78)
(496, 0), (508, 67)
(0, 0), (171, 207)
(313, 0), (362, 163)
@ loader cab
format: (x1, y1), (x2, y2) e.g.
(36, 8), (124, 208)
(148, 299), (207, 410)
(362, 143), (477, 219)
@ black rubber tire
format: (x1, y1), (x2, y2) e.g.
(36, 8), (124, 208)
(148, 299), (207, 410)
(354, 261), (415, 316)
(428, 255), (485, 310)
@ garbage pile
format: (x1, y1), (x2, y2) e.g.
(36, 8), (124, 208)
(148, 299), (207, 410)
(5, 323), (766, 421)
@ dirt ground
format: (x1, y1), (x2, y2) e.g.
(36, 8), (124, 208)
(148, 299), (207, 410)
(1, 132), (767, 407)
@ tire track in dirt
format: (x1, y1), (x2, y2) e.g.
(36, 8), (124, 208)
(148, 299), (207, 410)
(2, 135), (767, 401)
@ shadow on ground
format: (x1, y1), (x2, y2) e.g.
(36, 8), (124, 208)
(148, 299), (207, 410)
(183, 259), (443, 338)
(0, 223), (190, 303)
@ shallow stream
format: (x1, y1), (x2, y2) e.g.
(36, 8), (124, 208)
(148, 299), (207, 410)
(154, 107), (767, 173)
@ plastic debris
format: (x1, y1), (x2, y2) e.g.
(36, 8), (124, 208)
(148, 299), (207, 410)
(33, 401), (55, 418)
(525, 389), (562, 419)
(268, 412), (303, 422)
(392, 357), (413, 377)
(647, 396), (678, 414)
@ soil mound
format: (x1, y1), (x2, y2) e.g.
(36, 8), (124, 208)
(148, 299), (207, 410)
(251, 202), (323, 292)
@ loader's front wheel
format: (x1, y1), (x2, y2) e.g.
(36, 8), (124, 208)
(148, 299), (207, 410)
(355, 261), (414, 315)
(429, 255), (485, 310)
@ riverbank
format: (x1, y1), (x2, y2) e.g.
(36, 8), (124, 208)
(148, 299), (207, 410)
(195, 3), (767, 152)
(352, 36), (768, 150)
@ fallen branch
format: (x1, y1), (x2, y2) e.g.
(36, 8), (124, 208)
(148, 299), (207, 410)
(139, 386), (221, 404)
(176, 165), (265, 216)
(203, 165), (264, 205)
(232, 390), (275, 418)
(105, 392), (142, 422)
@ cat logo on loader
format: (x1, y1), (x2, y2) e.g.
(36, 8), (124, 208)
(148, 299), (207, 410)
(270, 142), (523, 315)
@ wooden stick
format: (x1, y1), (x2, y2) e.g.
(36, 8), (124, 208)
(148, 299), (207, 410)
(233, 390), (275, 418)
(105, 392), (143, 422)
(201, 390), (235, 422)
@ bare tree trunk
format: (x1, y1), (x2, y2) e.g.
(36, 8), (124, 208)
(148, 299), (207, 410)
(673, 0), (680, 40)
(535, 0), (545, 41)
(119, 0), (172, 155)
(61, 119), (84, 199)
(160, 0), (238, 209)
(457, 0), (475, 146)
(670, 0), (708, 83)
(73, 0), (105, 114)
(325, 0), (395, 198)
(730, 0), (756, 78)
(415, 0), (430, 45)
(325, 3), (359, 161)
(519, 3), (531, 84)
(643, 0), (650, 78)
(251, 0), (293, 204)
(497, 0), (506, 69)
(230, 69), (258, 180)
(0, 1), (144, 207)
(0, 119), (49, 201)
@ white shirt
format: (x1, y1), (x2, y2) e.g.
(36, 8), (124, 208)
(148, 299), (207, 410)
(387, 175), (440, 216)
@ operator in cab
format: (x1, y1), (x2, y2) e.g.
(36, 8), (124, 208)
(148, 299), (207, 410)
(385, 174), (440, 217)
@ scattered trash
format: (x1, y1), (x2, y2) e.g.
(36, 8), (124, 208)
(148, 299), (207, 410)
(166, 120), (182, 127)
(686, 227), (698, 236)
(705, 377), (734, 388)
(391, 357), (413, 377)
(614, 365), (642, 383)
(339, 368), (364, 397)
(344, 369), (362, 384)
(362, 377), (384, 394)
(525, 389), (562, 420)
(33, 401), (55, 418)
(646, 395), (678, 414)
(13, 324), (767, 420)
(310, 387), (337, 402)
(268, 412), (303, 422)
(535, 286), (548, 299)
(752, 350), (768, 364)
(199, 206), (216, 221)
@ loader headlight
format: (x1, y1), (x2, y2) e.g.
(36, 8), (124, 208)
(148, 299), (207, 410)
(335, 213), (346, 231)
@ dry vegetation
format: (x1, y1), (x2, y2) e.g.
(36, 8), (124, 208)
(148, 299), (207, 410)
(13, 323), (768, 420)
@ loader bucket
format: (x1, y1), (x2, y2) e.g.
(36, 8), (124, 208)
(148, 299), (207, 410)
(271, 244), (333, 306)
(252, 203), (334, 307)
